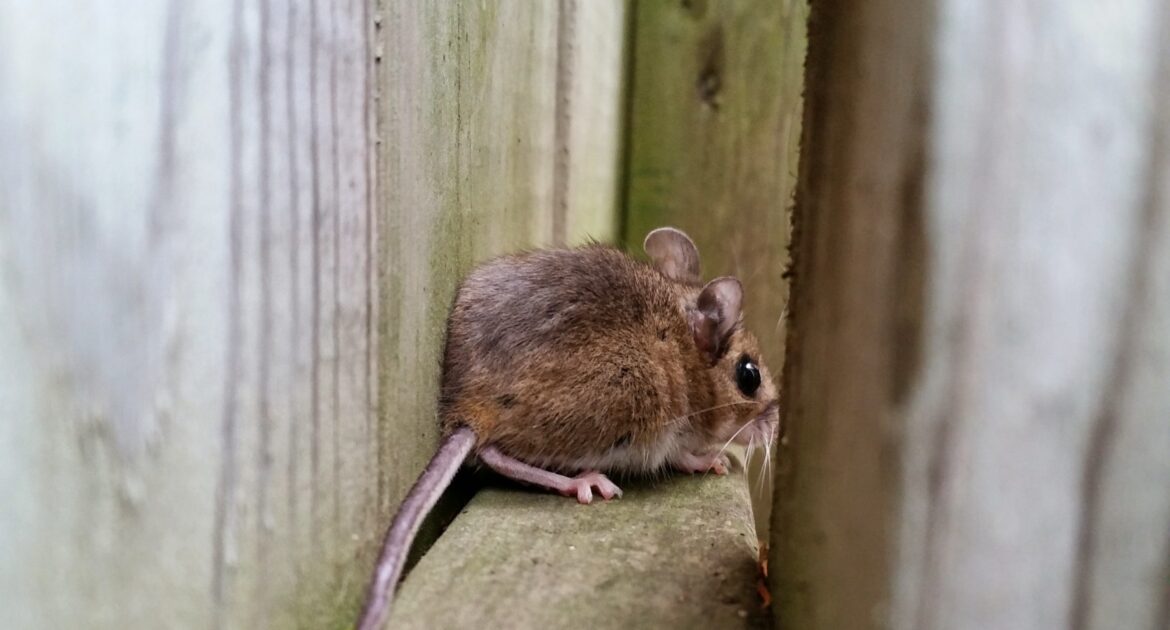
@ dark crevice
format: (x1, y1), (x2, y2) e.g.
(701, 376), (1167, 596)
(695, 26), (723, 111)
(889, 95), (928, 407)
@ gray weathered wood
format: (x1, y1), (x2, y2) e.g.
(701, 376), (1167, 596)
(0, 0), (625, 627)
(0, 0), (377, 627)
(770, 0), (1170, 628)
(558, 0), (628, 245)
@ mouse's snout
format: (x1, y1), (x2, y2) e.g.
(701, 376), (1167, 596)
(757, 400), (779, 427)
(732, 399), (779, 447)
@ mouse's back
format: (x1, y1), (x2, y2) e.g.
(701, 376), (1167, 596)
(438, 243), (699, 472)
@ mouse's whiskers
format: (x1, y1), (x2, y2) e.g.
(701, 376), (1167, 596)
(767, 422), (776, 479)
(775, 302), (790, 334)
(711, 420), (756, 470)
(667, 400), (755, 427)
(758, 437), (771, 489)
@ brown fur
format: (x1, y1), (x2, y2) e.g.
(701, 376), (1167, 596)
(438, 238), (778, 475)
(354, 230), (779, 628)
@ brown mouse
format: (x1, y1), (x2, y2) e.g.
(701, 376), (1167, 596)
(357, 227), (779, 629)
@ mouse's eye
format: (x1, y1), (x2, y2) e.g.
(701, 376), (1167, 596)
(735, 354), (761, 397)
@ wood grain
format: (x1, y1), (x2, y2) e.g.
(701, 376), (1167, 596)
(559, 0), (628, 245)
(389, 470), (763, 629)
(0, 0), (378, 626)
(623, 0), (806, 534)
(377, 0), (560, 570)
(0, 0), (625, 627)
(770, 0), (1170, 628)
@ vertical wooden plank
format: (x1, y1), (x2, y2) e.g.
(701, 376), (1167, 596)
(0, 0), (378, 627)
(768, 0), (930, 624)
(771, 0), (1170, 628)
(897, 2), (1170, 628)
(623, 0), (806, 532)
(0, 0), (626, 626)
(373, 0), (632, 596)
(374, 0), (577, 576)
(556, 0), (628, 245)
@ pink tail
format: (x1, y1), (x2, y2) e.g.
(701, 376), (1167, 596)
(356, 426), (476, 630)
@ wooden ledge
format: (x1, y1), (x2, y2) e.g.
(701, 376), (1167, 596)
(387, 460), (767, 629)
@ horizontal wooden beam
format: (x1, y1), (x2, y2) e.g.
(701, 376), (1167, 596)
(390, 466), (764, 629)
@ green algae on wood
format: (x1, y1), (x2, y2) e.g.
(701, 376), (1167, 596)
(389, 464), (766, 630)
(0, 1), (625, 628)
(622, 0), (808, 536)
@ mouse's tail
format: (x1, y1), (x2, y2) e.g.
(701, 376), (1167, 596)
(356, 426), (476, 630)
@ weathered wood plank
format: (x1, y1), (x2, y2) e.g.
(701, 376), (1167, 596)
(0, 0), (625, 627)
(767, 0), (928, 625)
(375, 0), (628, 546)
(557, 0), (627, 245)
(770, 0), (1170, 628)
(389, 465), (764, 630)
(375, 0), (560, 566)
(623, 0), (806, 534)
(0, 0), (377, 627)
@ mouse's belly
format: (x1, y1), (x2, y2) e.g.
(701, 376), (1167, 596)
(484, 412), (684, 475)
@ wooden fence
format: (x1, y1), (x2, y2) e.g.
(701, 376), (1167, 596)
(772, 1), (1170, 628)
(6, 0), (1164, 628)
(1, 0), (798, 627)
(0, 1), (627, 627)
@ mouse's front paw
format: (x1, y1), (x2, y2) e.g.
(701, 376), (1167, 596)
(672, 451), (730, 475)
(707, 453), (730, 475)
(562, 471), (623, 504)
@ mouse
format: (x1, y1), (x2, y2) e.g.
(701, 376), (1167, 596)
(356, 227), (779, 629)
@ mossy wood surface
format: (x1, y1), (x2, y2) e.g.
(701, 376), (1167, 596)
(376, 0), (625, 610)
(389, 468), (766, 630)
(622, 0), (807, 533)
(0, 1), (624, 628)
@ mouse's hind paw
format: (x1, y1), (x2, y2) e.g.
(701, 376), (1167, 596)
(478, 446), (622, 504)
(566, 471), (623, 504)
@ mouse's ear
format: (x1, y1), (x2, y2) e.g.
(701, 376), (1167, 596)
(689, 276), (743, 363)
(643, 227), (701, 283)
